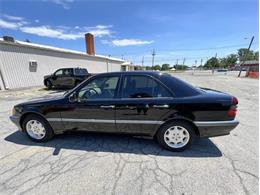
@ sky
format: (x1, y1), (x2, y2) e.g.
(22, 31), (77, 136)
(0, 0), (259, 66)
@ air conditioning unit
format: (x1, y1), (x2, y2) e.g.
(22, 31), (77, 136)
(3, 36), (15, 42)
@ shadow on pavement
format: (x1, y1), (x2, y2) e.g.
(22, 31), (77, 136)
(5, 130), (222, 158)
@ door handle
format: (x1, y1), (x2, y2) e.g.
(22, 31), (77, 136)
(100, 105), (115, 109)
(153, 104), (169, 108)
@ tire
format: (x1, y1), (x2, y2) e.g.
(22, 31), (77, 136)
(22, 114), (54, 142)
(45, 80), (53, 89)
(156, 121), (195, 152)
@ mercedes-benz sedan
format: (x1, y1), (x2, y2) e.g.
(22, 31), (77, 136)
(10, 71), (239, 151)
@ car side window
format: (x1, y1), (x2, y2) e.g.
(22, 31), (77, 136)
(77, 76), (119, 101)
(75, 68), (87, 75)
(122, 75), (172, 98)
(64, 69), (73, 76)
(55, 69), (63, 76)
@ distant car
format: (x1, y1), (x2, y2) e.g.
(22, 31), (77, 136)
(10, 71), (239, 152)
(216, 69), (228, 72)
(43, 68), (92, 89)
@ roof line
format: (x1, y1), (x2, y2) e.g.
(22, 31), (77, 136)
(0, 38), (125, 63)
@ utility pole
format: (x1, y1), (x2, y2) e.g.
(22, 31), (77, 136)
(141, 56), (144, 69)
(152, 49), (156, 69)
(200, 59), (203, 70)
(212, 53), (217, 74)
(238, 36), (254, 77)
(176, 59), (179, 65)
(182, 58), (186, 70)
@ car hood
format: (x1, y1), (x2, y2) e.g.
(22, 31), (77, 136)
(16, 96), (64, 107)
(44, 74), (52, 79)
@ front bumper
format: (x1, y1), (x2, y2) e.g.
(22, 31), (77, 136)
(9, 116), (22, 130)
(195, 120), (239, 137)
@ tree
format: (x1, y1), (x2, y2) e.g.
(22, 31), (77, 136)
(238, 48), (255, 62)
(145, 66), (152, 70)
(161, 64), (170, 71)
(153, 65), (161, 71)
(204, 57), (220, 69)
(220, 54), (237, 68)
(174, 64), (189, 70)
(254, 51), (259, 60)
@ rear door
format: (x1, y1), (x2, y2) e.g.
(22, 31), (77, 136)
(115, 74), (174, 135)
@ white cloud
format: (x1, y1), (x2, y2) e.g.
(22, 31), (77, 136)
(89, 29), (111, 37)
(110, 39), (154, 46)
(20, 25), (83, 40)
(3, 14), (24, 21)
(0, 19), (22, 29)
(44, 0), (74, 9)
(84, 25), (112, 37)
(0, 13), (113, 40)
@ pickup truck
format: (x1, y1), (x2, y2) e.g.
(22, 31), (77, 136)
(44, 68), (92, 89)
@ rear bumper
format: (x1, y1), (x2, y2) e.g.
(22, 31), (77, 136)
(9, 116), (22, 130)
(195, 120), (239, 137)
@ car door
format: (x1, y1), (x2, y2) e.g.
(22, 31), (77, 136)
(60, 74), (121, 132)
(115, 74), (174, 136)
(52, 69), (64, 86)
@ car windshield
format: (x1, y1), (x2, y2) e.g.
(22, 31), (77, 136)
(63, 90), (71, 96)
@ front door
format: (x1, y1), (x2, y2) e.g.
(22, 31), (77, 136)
(115, 74), (174, 135)
(53, 69), (74, 87)
(60, 75), (121, 132)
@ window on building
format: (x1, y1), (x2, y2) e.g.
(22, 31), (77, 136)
(29, 61), (37, 72)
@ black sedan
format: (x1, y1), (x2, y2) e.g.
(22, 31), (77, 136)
(10, 71), (239, 152)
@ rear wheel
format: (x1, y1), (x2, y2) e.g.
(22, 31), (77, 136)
(22, 114), (54, 142)
(156, 121), (195, 152)
(45, 80), (53, 89)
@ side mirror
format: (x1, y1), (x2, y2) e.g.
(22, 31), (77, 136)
(68, 92), (78, 103)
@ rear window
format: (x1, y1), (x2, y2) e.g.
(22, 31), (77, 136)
(74, 68), (88, 75)
(160, 74), (201, 97)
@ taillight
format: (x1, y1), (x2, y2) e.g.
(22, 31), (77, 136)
(228, 96), (238, 117)
(231, 96), (238, 105)
(228, 107), (237, 117)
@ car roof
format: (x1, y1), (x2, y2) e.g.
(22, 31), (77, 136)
(96, 71), (163, 78)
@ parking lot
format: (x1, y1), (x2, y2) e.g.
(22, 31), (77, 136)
(0, 71), (258, 195)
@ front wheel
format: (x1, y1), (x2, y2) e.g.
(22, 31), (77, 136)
(22, 114), (54, 142)
(45, 80), (53, 89)
(156, 121), (195, 152)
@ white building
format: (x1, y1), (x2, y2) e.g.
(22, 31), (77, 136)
(0, 34), (133, 90)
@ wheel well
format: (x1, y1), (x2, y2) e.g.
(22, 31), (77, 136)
(19, 112), (46, 130)
(155, 118), (200, 137)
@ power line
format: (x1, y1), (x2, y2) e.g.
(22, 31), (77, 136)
(101, 42), (259, 56)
